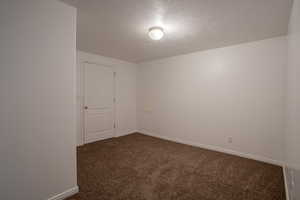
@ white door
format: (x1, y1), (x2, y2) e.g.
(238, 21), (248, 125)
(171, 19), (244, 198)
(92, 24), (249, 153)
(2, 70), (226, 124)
(83, 62), (115, 144)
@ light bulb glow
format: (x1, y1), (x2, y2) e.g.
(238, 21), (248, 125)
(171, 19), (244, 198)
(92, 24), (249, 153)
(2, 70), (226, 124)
(148, 27), (164, 40)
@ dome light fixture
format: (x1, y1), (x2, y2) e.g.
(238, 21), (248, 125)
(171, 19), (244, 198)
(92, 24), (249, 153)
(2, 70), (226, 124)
(148, 26), (164, 40)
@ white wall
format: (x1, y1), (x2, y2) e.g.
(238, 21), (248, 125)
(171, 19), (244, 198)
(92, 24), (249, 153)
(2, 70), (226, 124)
(285, 0), (300, 199)
(137, 37), (287, 165)
(77, 51), (137, 145)
(0, 1), (77, 200)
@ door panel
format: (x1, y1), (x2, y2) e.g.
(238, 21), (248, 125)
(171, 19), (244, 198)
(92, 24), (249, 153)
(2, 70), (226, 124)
(84, 63), (114, 144)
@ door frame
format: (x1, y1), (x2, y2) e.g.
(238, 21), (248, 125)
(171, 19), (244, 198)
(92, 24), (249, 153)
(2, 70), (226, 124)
(80, 61), (116, 145)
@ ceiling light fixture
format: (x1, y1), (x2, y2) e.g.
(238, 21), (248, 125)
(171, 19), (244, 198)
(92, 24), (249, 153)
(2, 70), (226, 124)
(148, 26), (164, 40)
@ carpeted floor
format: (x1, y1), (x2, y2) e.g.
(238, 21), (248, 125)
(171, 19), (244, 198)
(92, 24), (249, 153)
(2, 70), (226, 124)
(67, 133), (285, 200)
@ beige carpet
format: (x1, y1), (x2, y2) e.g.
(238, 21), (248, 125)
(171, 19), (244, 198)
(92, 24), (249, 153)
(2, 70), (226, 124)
(67, 133), (285, 200)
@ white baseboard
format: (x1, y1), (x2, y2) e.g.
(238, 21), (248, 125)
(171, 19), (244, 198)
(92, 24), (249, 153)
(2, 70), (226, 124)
(139, 130), (284, 166)
(78, 131), (138, 146)
(283, 166), (290, 200)
(77, 141), (84, 147)
(116, 130), (138, 137)
(48, 186), (79, 200)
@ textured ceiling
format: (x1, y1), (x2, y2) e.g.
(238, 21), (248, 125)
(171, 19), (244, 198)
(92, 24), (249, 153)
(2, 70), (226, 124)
(62, 0), (292, 63)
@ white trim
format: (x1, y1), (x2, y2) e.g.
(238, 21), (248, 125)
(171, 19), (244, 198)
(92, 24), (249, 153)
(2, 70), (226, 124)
(139, 130), (284, 166)
(283, 165), (290, 200)
(82, 61), (114, 68)
(116, 130), (138, 137)
(81, 62), (85, 145)
(113, 70), (117, 138)
(48, 186), (79, 200)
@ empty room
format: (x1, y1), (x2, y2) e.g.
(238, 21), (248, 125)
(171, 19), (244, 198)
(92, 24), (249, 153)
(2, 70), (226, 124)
(1, 0), (300, 200)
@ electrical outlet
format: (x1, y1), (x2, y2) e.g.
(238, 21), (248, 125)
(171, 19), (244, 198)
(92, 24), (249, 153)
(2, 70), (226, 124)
(228, 137), (233, 143)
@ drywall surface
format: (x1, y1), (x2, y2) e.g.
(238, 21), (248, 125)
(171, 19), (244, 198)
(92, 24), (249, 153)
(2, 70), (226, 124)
(138, 37), (287, 164)
(77, 51), (137, 145)
(285, 0), (300, 199)
(0, 1), (77, 199)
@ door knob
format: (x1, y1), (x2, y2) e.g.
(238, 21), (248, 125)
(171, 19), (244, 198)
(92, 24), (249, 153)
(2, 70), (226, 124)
(84, 106), (88, 110)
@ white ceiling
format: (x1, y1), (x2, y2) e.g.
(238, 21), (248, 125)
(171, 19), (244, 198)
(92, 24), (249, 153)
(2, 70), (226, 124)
(63, 0), (292, 63)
